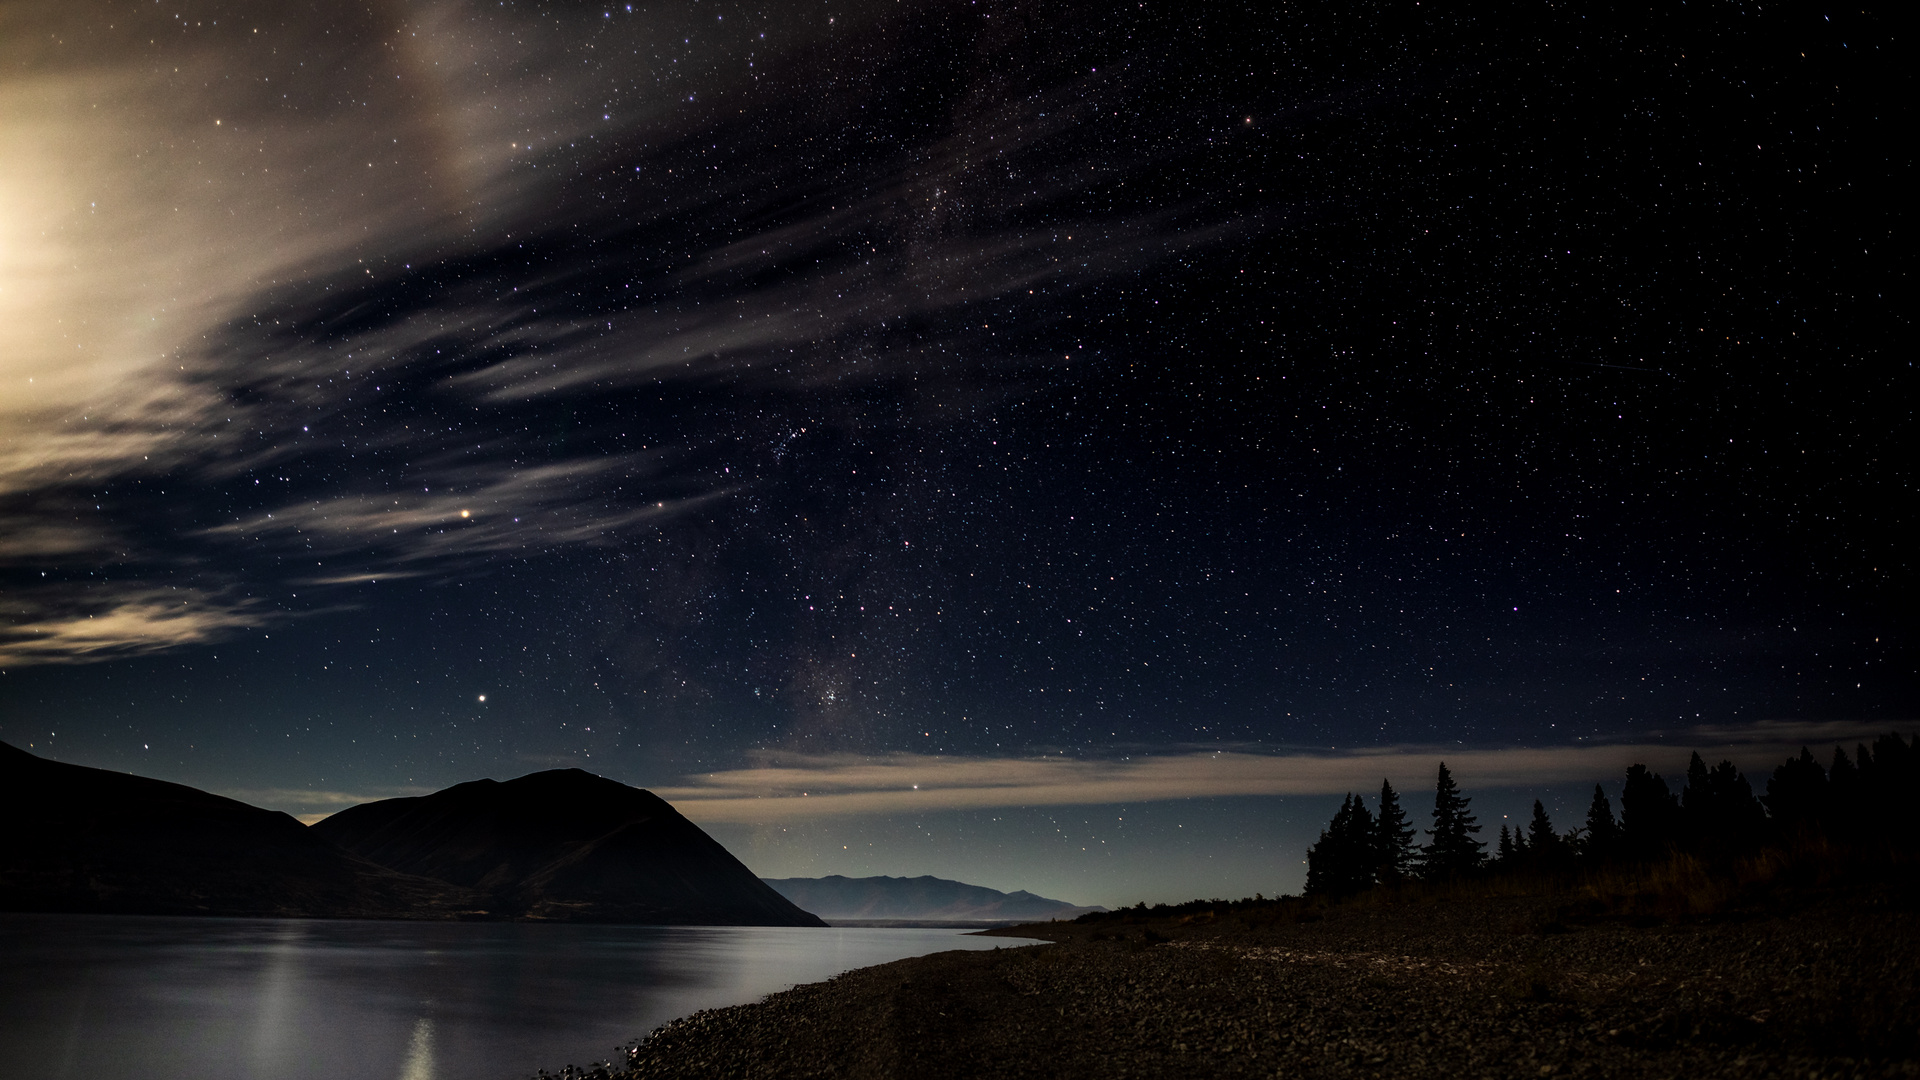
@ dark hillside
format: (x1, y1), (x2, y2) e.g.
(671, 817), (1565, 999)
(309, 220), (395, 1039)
(0, 740), (472, 918)
(313, 769), (824, 925)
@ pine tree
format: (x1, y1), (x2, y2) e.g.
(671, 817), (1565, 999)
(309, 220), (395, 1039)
(1763, 747), (1828, 833)
(1684, 757), (1767, 854)
(1304, 795), (1354, 897)
(1305, 794), (1378, 897)
(1620, 764), (1679, 860)
(1582, 784), (1621, 861)
(1496, 824), (1516, 864)
(1829, 746), (1865, 832)
(1680, 752), (1714, 847)
(1420, 762), (1484, 878)
(1755, 735), (1920, 850)
(1345, 795), (1377, 893)
(1527, 800), (1565, 863)
(1374, 779), (1416, 884)
(1864, 733), (1920, 844)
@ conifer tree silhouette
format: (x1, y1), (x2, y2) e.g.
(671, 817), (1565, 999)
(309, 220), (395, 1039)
(1754, 733), (1920, 850)
(1764, 747), (1829, 833)
(1829, 746), (1865, 832)
(1304, 795), (1352, 897)
(1582, 784), (1621, 861)
(1855, 742), (1877, 786)
(1862, 733), (1920, 844)
(1346, 795), (1377, 891)
(1374, 779), (1416, 884)
(1681, 751), (1714, 842)
(1678, 752), (1767, 854)
(1301, 732), (1920, 894)
(1305, 793), (1378, 896)
(1527, 800), (1567, 865)
(1717, 759), (1768, 850)
(1420, 762), (1484, 878)
(1620, 764), (1679, 860)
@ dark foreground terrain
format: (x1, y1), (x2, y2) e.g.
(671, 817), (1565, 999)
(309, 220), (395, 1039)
(545, 890), (1919, 1079)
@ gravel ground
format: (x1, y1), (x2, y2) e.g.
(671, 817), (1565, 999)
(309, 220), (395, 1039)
(540, 895), (1920, 1079)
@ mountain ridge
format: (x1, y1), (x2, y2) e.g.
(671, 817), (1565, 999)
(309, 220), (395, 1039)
(1, 742), (822, 925)
(762, 873), (1105, 922)
(312, 768), (824, 925)
(0, 740), (475, 918)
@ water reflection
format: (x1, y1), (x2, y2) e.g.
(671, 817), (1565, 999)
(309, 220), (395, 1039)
(250, 921), (307, 1076)
(0, 915), (1033, 1080)
(400, 1018), (435, 1080)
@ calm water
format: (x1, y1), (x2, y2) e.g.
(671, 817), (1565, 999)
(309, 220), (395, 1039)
(0, 914), (1036, 1080)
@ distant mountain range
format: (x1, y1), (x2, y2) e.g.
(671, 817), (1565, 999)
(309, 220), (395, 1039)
(762, 874), (1105, 923)
(0, 741), (820, 925)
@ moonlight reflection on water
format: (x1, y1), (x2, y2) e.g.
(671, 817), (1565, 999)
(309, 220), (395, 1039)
(0, 914), (1033, 1080)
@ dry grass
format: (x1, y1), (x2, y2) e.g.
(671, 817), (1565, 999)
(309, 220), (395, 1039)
(1283, 841), (1918, 927)
(1562, 839), (1919, 922)
(1053, 842), (1916, 950)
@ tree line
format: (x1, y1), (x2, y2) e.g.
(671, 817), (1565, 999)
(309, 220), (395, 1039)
(1303, 732), (1919, 897)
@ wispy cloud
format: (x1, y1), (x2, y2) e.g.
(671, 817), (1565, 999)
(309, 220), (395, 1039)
(203, 457), (724, 567)
(0, 586), (269, 667)
(0, 10), (467, 488)
(0, 516), (120, 561)
(658, 722), (1907, 822)
(447, 204), (1242, 405)
(446, 75), (1256, 405)
(0, 0), (1351, 672)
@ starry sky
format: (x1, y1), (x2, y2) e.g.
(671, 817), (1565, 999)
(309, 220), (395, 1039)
(0, 0), (1907, 904)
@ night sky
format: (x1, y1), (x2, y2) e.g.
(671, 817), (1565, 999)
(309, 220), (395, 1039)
(0, 0), (1907, 904)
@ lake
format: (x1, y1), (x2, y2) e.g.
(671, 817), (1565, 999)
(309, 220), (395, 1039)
(0, 914), (1038, 1080)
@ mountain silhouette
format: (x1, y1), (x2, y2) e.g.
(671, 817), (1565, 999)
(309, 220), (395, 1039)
(312, 768), (825, 925)
(0, 740), (473, 917)
(762, 874), (1104, 922)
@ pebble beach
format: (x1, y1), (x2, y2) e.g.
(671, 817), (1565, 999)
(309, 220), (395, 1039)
(543, 892), (1920, 1079)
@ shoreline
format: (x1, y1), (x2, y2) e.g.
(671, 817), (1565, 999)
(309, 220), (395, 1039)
(548, 891), (1920, 1079)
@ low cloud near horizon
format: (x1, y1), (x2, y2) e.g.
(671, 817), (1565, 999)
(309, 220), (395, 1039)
(655, 720), (1906, 824)
(195, 720), (1909, 826)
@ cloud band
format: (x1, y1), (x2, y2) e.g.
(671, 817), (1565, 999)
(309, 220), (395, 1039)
(655, 721), (1908, 823)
